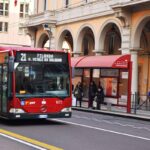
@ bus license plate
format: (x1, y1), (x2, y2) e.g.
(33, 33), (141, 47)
(39, 115), (48, 118)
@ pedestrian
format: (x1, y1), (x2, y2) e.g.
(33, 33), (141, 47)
(74, 82), (83, 107)
(88, 81), (97, 108)
(95, 85), (104, 110)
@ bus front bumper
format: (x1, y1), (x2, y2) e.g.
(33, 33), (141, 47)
(3, 112), (72, 120)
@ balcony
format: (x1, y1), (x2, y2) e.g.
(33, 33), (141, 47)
(24, 10), (56, 27)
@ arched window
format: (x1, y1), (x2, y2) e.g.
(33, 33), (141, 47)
(104, 24), (121, 55)
(65, 0), (69, 8)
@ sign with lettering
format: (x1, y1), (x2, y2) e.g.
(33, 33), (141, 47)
(15, 52), (67, 63)
(101, 69), (119, 77)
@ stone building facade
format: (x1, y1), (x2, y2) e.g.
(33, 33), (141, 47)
(0, 0), (34, 46)
(25, 0), (150, 103)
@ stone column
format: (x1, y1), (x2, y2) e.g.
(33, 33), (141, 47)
(24, 28), (36, 48)
(93, 49), (105, 56)
(130, 49), (139, 95)
(73, 37), (83, 57)
(50, 26), (56, 49)
(121, 27), (131, 54)
(73, 51), (82, 57)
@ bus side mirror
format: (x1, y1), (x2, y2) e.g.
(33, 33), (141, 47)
(8, 56), (14, 72)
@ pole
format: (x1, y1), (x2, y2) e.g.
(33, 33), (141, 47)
(127, 61), (132, 113)
(147, 55), (150, 94)
(48, 30), (51, 50)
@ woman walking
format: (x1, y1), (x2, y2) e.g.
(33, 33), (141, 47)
(88, 81), (97, 108)
(74, 82), (83, 107)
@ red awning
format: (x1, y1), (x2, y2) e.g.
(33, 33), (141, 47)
(71, 54), (131, 69)
(71, 56), (86, 67)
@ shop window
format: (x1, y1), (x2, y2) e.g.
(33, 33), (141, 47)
(93, 69), (100, 87)
(100, 78), (118, 97)
(4, 22), (8, 32)
(100, 69), (119, 97)
(0, 2), (9, 16)
(44, 0), (47, 11)
(20, 4), (24, 18)
(119, 70), (128, 96)
(82, 69), (91, 99)
(0, 22), (8, 32)
(25, 4), (29, 17)
(20, 3), (29, 18)
(0, 22), (2, 31)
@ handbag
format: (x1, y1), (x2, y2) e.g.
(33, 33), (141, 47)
(74, 90), (78, 95)
(94, 96), (97, 101)
(93, 100), (97, 108)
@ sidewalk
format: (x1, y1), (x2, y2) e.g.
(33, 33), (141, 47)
(72, 101), (150, 121)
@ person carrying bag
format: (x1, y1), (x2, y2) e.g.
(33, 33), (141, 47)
(74, 82), (83, 107)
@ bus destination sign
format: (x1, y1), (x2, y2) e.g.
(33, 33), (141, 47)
(16, 52), (67, 63)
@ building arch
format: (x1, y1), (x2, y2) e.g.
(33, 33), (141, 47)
(57, 28), (74, 53)
(37, 32), (49, 48)
(76, 24), (95, 55)
(97, 19), (122, 54)
(133, 16), (150, 95)
(132, 14), (150, 48)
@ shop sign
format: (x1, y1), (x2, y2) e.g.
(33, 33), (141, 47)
(101, 69), (119, 77)
(114, 60), (128, 68)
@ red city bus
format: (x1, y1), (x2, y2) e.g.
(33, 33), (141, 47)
(0, 46), (72, 119)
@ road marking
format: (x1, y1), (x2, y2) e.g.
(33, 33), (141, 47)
(53, 119), (150, 141)
(0, 129), (63, 150)
(73, 115), (150, 132)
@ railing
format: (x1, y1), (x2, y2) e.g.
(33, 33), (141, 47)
(73, 92), (150, 115)
(132, 93), (150, 114)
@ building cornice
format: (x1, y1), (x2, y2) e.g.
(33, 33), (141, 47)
(24, 0), (149, 27)
(111, 0), (150, 8)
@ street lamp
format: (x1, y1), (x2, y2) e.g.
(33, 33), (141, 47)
(43, 24), (51, 50)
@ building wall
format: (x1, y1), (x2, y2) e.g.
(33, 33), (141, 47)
(0, 0), (34, 46)
(26, 0), (150, 98)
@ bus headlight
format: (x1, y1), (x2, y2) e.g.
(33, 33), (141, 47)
(61, 107), (72, 112)
(9, 108), (25, 114)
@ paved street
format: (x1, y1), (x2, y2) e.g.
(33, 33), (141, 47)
(0, 136), (36, 150)
(0, 110), (150, 150)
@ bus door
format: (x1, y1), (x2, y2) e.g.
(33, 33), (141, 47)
(0, 65), (8, 113)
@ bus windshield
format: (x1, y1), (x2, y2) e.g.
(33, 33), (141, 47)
(15, 62), (70, 98)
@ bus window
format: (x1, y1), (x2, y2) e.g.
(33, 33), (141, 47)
(15, 62), (70, 98)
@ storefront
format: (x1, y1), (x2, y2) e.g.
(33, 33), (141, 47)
(71, 54), (132, 113)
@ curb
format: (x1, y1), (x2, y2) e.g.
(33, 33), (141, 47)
(72, 107), (150, 121)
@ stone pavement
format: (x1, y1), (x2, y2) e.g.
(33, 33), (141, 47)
(72, 101), (150, 121)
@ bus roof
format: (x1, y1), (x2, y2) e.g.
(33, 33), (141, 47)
(0, 46), (65, 53)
